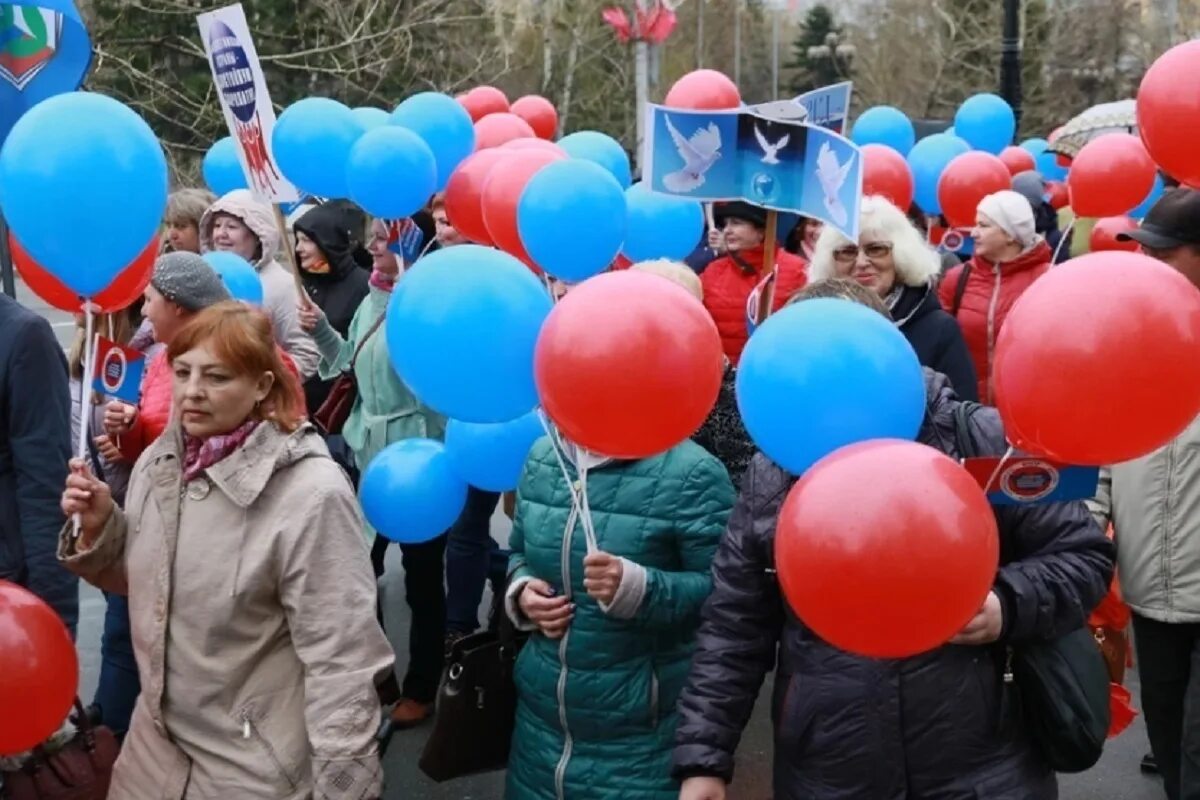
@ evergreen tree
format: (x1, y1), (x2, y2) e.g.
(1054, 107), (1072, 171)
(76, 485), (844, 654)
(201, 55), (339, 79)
(786, 4), (850, 94)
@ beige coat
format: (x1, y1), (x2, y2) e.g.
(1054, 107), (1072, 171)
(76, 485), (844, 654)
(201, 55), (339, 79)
(1089, 412), (1200, 624)
(59, 422), (394, 799)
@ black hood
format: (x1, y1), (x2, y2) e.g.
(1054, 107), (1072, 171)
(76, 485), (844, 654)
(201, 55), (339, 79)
(294, 200), (370, 280)
(890, 283), (940, 329)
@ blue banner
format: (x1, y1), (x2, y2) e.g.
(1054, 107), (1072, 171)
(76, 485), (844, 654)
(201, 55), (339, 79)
(0, 0), (91, 146)
(794, 81), (853, 134)
(642, 103), (863, 241)
(963, 456), (1100, 506)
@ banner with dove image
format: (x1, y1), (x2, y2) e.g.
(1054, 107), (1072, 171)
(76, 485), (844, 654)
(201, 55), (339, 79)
(643, 103), (863, 240)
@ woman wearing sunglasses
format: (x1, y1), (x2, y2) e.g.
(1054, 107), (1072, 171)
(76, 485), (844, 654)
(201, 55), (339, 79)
(809, 195), (978, 402)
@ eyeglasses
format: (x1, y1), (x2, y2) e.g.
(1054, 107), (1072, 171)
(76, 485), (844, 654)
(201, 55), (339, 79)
(832, 242), (894, 264)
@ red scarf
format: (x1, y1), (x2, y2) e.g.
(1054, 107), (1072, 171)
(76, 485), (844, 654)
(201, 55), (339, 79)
(182, 419), (260, 482)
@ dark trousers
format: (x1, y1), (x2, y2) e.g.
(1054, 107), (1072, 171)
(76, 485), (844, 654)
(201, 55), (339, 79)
(93, 592), (140, 738)
(1133, 613), (1200, 800)
(372, 533), (446, 705)
(445, 487), (507, 635)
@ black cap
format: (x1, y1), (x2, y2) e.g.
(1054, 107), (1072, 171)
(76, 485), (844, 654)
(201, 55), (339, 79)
(713, 200), (769, 230)
(1117, 188), (1200, 249)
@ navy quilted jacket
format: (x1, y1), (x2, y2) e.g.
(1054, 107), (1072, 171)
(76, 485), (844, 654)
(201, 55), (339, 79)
(506, 437), (734, 800)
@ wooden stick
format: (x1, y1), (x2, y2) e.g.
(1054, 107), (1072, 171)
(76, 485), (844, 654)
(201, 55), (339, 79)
(757, 210), (779, 325)
(272, 204), (312, 306)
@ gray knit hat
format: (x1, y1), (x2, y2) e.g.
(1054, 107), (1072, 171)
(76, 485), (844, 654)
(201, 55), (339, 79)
(151, 252), (231, 311)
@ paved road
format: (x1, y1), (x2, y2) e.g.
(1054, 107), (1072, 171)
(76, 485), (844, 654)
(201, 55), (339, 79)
(15, 278), (1163, 800)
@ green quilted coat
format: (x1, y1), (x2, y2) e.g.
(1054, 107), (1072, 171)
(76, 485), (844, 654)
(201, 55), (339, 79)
(505, 438), (735, 800)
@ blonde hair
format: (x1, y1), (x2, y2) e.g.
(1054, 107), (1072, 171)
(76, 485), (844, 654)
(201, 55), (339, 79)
(808, 195), (941, 288)
(630, 259), (703, 301)
(166, 188), (217, 228)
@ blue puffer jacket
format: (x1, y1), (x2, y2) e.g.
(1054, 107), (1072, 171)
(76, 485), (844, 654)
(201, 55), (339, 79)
(506, 438), (735, 800)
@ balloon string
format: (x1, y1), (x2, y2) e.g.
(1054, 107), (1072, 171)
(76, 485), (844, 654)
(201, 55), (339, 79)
(1051, 216), (1076, 265)
(983, 445), (1017, 494)
(72, 305), (96, 539)
(537, 410), (596, 557)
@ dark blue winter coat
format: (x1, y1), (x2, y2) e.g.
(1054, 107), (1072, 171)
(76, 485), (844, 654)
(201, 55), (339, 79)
(893, 283), (978, 402)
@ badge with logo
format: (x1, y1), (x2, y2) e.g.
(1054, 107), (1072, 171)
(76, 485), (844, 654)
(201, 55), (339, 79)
(0, 4), (59, 89)
(963, 455), (1099, 506)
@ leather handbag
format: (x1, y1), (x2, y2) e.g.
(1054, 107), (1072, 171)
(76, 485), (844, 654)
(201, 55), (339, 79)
(418, 611), (528, 782)
(0, 701), (119, 800)
(312, 312), (386, 436)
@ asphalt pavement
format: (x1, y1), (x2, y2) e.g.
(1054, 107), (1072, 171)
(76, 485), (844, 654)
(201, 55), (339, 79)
(12, 277), (1165, 800)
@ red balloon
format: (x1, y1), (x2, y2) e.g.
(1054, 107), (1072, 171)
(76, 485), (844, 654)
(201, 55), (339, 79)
(938, 151), (1012, 228)
(1046, 181), (1070, 211)
(1138, 40), (1200, 188)
(460, 85), (510, 122)
(994, 252), (1200, 465)
(1068, 133), (1156, 218)
(482, 149), (564, 262)
(776, 440), (999, 659)
(474, 113), (537, 151)
(0, 580), (79, 755)
(535, 271), (723, 458)
(444, 149), (508, 245)
(503, 137), (567, 157)
(10, 234), (157, 312)
(511, 95), (559, 140)
(664, 69), (741, 110)
(862, 144), (914, 211)
(999, 146), (1037, 175)
(1089, 216), (1140, 253)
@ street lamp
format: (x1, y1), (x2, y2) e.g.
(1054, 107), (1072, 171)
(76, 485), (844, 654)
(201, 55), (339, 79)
(1000, 0), (1022, 130)
(807, 32), (856, 81)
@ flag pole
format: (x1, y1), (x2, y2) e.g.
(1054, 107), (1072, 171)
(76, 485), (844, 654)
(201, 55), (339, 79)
(272, 204), (312, 307)
(756, 209), (779, 324)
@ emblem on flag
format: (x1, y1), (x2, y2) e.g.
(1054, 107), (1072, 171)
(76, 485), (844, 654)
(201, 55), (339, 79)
(92, 337), (145, 404)
(0, 4), (59, 89)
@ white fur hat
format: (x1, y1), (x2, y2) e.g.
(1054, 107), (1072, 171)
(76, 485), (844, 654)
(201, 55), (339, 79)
(977, 190), (1037, 248)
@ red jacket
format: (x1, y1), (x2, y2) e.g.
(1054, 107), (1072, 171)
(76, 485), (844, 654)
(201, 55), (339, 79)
(938, 241), (1052, 405)
(701, 246), (808, 365)
(118, 347), (306, 461)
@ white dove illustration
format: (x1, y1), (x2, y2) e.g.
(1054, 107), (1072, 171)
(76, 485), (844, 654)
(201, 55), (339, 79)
(816, 142), (854, 227)
(663, 117), (722, 193)
(754, 125), (790, 165)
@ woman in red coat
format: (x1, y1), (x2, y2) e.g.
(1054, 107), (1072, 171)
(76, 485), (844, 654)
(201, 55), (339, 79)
(939, 190), (1052, 405)
(700, 201), (808, 364)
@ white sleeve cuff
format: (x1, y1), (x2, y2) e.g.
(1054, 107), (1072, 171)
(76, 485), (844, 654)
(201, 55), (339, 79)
(504, 576), (541, 632)
(599, 558), (647, 619)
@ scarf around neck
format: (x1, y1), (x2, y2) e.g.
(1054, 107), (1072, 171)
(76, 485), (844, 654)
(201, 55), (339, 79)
(369, 268), (397, 292)
(183, 419), (260, 482)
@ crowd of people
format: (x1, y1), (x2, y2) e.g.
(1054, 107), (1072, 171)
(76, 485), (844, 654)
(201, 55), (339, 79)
(1, 148), (1199, 800)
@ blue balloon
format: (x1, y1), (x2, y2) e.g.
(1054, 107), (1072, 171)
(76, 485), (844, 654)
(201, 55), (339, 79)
(954, 93), (1015, 155)
(272, 97), (365, 199)
(202, 137), (247, 197)
(391, 92), (476, 191)
(387, 245), (553, 423)
(202, 251), (263, 306)
(1019, 137), (1049, 157)
(347, 126), (437, 220)
(558, 131), (632, 188)
(1035, 146), (1069, 182)
(0, 91), (167, 298)
(352, 107), (390, 130)
(445, 411), (545, 492)
(518, 160), (626, 282)
(359, 439), (468, 543)
(907, 133), (971, 214)
(850, 106), (916, 156)
(1130, 173), (1165, 219)
(622, 183), (704, 262)
(736, 299), (926, 475)
(946, 126), (957, 138)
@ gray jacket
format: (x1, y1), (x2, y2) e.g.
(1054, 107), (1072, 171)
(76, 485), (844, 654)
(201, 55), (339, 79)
(1088, 412), (1200, 623)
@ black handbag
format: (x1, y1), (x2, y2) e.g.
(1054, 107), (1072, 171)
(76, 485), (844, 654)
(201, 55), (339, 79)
(954, 402), (1111, 773)
(418, 612), (528, 782)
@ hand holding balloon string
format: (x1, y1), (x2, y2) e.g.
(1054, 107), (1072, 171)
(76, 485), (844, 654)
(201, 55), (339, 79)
(61, 460), (115, 551)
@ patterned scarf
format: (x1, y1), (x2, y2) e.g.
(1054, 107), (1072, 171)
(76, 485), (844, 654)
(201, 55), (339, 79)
(369, 267), (397, 292)
(182, 419), (260, 482)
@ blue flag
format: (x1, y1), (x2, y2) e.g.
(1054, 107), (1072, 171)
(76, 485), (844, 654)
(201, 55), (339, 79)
(963, 455), (1100, 507)
(0, 0), (91, 146)
(92, 336), (145, 405)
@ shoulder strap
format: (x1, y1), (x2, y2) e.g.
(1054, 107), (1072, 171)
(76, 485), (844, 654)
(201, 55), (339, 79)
(953, 400), (980, 460)
(950, 262), (972, 317)
(349, 312), (387, 370)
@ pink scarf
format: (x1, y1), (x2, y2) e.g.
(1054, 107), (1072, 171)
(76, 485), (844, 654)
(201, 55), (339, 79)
(369, 268), (397, 292)
(182, 419), (260, 482)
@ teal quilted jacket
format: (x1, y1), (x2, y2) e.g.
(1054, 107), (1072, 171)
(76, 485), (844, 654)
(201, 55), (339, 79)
(506, 437), (735, 800)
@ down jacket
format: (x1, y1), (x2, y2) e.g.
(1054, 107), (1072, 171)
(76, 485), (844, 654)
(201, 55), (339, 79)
(506, 438), (735, 800)
(891, 283), (978, 402)
(673, 370), (1114, 800)
(200, 190), (320, 380)
(700, 246), (808, 365)
(938, 241), (1051, 404)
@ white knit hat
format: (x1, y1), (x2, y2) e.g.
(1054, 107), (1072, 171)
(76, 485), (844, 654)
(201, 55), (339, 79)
(977, 190), (1037, 248)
